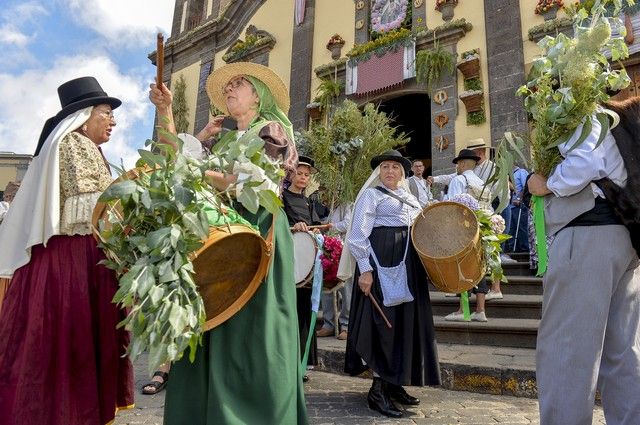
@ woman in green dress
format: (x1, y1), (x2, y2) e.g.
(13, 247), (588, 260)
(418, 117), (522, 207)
(149, 62), (307, 425)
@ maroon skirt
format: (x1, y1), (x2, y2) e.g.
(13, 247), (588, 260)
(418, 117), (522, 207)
(0, 235), (134, 425)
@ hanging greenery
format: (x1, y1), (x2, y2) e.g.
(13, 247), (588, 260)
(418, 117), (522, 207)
(298, 100), (408, 208)
(172, 75), (189, 134)
(347, 27), (412, 63)
(415, 43), (456, 93)
(315, 77), (343, 113)
(467, 110), (486, 125)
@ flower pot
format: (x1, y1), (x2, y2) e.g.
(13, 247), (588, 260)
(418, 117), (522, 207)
(459, 90), (484, 113)
(306, 103), (322, 120)
(457, 57), (480, 80)
(541, 7), (558, 21)
(328, 43), (344, 60)
(439, 2), (455, 21)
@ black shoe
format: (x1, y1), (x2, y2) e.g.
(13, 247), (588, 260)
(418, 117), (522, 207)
(367, 377), (403, 418)
(303, 374), (309, 382)
(387, 383), (420, 405)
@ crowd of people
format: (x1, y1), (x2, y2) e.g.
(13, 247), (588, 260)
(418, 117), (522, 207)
(0, 59), (637, 425)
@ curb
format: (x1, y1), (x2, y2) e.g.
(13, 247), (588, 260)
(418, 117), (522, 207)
(316, 345), (538, 399)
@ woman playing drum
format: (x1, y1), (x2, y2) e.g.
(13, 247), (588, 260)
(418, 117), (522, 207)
(149, 62), (307, 424)
(345, 150), (441, 418)
(282, 155), (322, 379)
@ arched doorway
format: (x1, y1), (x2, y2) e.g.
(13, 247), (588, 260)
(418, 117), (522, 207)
(377, 93), (432, 175)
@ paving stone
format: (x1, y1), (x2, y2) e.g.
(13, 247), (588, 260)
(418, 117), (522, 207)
(114, 356), (606, 424)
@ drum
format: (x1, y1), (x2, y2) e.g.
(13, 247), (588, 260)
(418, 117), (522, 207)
(411, 201), (486, 294)
(292, 231), (317, 288)
(92, 167), (273, 331)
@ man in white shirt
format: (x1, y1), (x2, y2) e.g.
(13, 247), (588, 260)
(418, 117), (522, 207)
(407, 159), (433, 208)
(442, 149), (488, 322)
(528, 112), (640, 424)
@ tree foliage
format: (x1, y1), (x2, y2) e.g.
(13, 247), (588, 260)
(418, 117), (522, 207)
(172, 75), (190, 134)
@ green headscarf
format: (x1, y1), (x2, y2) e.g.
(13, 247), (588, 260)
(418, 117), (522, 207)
(245, 75), (295, 142)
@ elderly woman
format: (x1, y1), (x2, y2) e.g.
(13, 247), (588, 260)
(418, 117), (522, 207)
(0, 77), (134, 424)
(150, 62), (307, 424)
(345, 150), (441, 418)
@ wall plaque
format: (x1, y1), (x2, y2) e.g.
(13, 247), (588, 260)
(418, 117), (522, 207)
(433, 90), (448, 105)
(434, 113), (449, 129)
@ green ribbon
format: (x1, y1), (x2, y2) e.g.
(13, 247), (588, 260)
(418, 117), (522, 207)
(202, 201), (256, 230)
(532, 195), (548, 276)
(461, 291), (471, 321)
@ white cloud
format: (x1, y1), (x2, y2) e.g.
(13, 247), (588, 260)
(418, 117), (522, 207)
(0, 24), (32, 46)
(0, 54), (153, 169)
(65, 0), (174, 47)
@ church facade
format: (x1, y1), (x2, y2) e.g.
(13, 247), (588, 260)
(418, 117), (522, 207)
(153, 0), (640, 174)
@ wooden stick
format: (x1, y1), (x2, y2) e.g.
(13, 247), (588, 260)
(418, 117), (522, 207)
(156, 33), (164, 87)
(289, 224), (332, 231)
(368, 293), (392, 329)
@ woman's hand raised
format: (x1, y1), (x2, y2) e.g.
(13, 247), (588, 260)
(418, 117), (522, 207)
(149, 83), (173, 110)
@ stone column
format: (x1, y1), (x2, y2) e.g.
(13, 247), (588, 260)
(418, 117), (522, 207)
(483, 0), (529, 145)
(288, 0), (316, 130)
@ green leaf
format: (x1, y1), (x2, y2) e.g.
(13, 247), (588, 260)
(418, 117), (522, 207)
(594, 112), (610, 149)
(237, 187), (260, 214)
(148, 285), (165, 306)
(168, 302), (187, 334)
(182, 211), (209, 239)
(257, 190), (283, 215)
(138, 149), (166, 167)
(567, 116), (592, 152)
(99, 180), (138, 201)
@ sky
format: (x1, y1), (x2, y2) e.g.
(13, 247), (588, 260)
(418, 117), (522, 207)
(0, 0), (175, 169)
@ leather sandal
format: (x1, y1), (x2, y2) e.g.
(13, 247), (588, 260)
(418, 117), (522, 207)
(141, 371), (169, 395)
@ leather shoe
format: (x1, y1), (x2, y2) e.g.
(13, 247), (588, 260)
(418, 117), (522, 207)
(387, 383), (420, 405)
(316, 327), (334, 337)
(337, 330), (348, 340)
(367, 377), (403, 418)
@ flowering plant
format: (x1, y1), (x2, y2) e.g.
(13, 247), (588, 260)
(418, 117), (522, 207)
(371, 0), (409, 33)
(450, 194), (511, 282)
(435, 0), (459, 10)
(320, 235), (343, 284)
(535, 0), (564, 14)
(326, 34), (345, 49)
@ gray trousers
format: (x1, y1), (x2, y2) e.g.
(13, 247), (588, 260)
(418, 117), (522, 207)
(320, 278), (352, 331)
(536, 225), (640, 425)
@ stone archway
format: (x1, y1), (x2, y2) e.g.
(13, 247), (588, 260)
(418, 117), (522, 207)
(377, 93), (432, 174)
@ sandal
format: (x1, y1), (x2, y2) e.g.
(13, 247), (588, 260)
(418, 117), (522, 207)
(141, 371), (169, 395)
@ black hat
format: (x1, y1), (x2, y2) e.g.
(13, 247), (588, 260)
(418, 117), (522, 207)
(34, 77), (121, 156)
(297, 155), (318, 173)
(370, 150), (411, 176)
(452, 149), (481, 164)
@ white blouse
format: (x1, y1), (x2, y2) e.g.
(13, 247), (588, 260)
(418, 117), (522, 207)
(347, 187), (421, 273)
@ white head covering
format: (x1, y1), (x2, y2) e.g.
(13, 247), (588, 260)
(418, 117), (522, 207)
(0, 107), (92, 278)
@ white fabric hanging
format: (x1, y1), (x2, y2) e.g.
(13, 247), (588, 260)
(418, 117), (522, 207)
(0, 108), (93, 278)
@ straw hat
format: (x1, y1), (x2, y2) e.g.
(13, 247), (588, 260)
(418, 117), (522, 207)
(466, 138), (491, 150)
(206, 62), (290, 114)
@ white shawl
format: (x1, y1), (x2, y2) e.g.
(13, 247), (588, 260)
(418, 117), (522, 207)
(0, 108), (93, 278)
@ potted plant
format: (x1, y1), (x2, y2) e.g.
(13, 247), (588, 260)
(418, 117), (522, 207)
(326, 34), (346, 60)
(459, 89), (484, 112)
(306, 101), (322, 120)
(535, 0), (564, 21)
(435, 0), (459, 21)
(415, 43), (456, 94)
(457, 48), (480, 80)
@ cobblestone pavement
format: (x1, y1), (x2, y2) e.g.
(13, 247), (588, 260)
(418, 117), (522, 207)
(115, 357), (605, 425)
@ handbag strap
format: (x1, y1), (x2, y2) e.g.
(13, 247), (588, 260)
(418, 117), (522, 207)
(375, 186), (420, 209)
(369, 227), (411, 268)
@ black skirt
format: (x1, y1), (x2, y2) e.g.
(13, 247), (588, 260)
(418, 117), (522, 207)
(344, 226), (441, 386)
(297, 286), (317, 365)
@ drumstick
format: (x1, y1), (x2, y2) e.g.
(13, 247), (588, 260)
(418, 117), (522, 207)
(368, 293), (392, 329)
(289, 224), (332, 231)
(156, 33), (164, 88)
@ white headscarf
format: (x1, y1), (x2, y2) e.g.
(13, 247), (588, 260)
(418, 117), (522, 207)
(336, 165), (409, 281)
(0, 107), (93, 278)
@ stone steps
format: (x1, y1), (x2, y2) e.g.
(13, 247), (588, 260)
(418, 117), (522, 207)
(433, 316), (539, 348)
(430, 292), (542, 320)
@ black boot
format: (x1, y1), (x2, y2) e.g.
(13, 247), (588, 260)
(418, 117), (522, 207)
(367, 377), (403, 418)
(387, 383), (420, 405)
